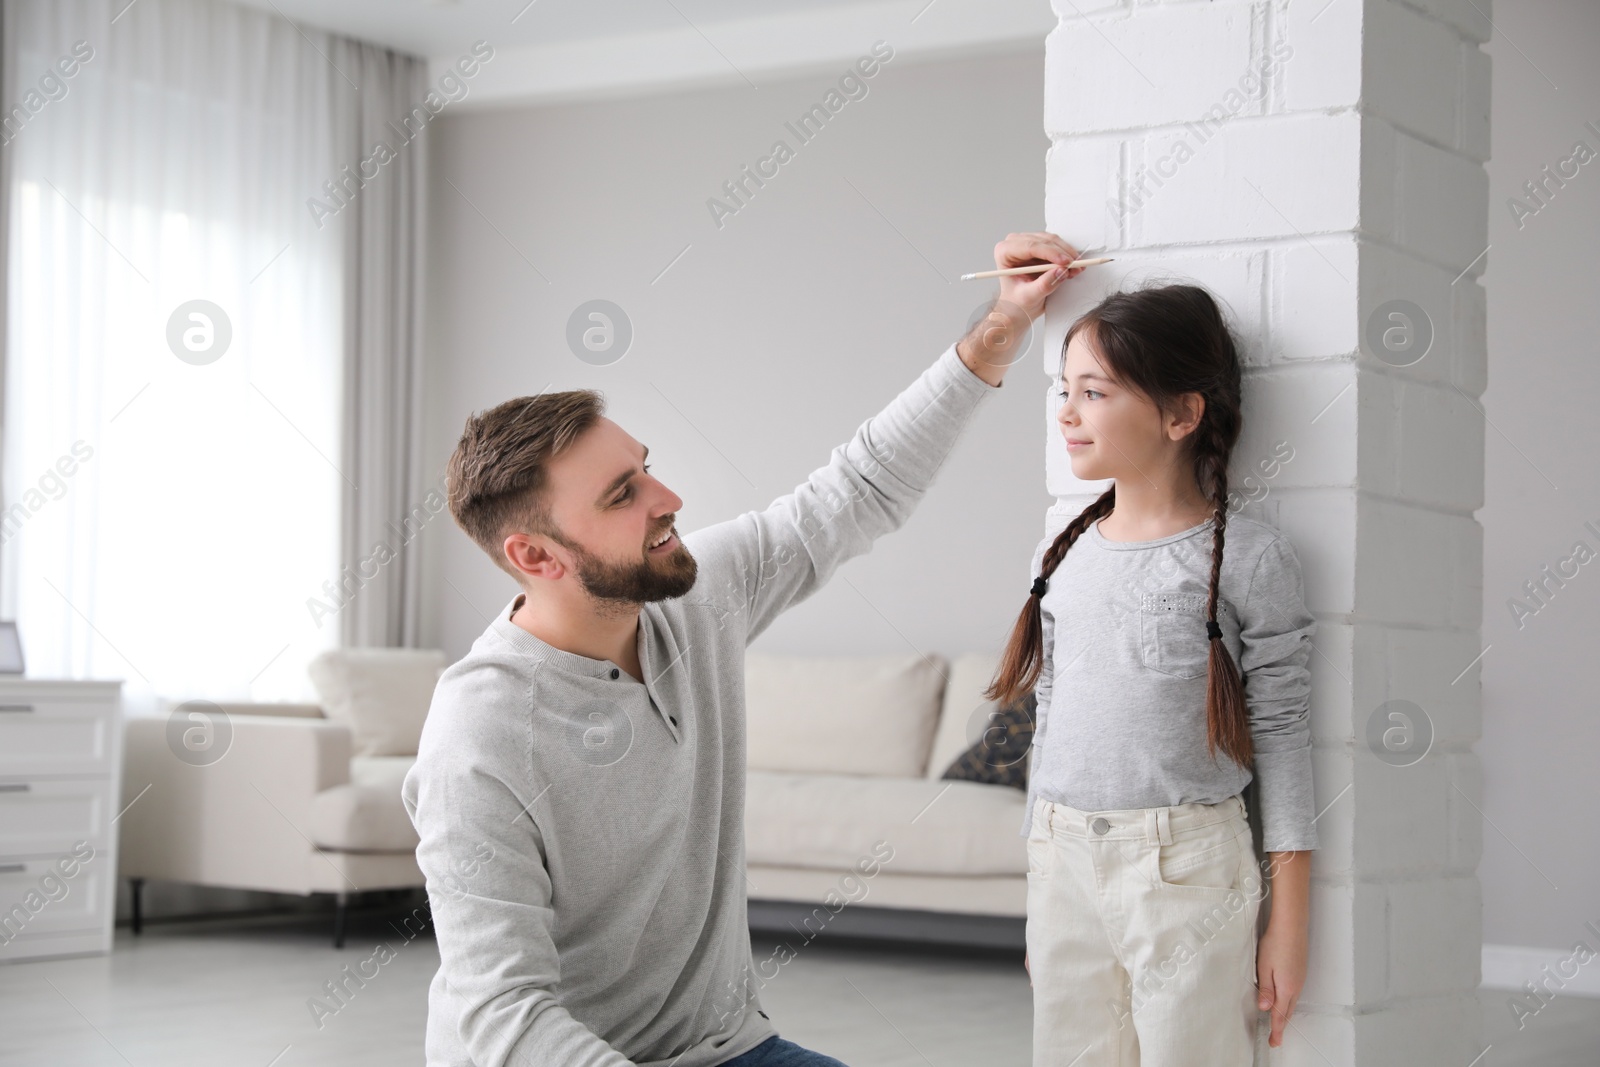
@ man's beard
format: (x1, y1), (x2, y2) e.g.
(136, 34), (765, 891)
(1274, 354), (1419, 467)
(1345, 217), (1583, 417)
(555, 528), (698, 607)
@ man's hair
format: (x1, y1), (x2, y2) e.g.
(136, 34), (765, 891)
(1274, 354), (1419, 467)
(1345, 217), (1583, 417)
(446, 389), (606, 579)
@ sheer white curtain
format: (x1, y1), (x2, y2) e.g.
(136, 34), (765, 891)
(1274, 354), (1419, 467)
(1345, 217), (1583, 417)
(0, 0), (350, 715)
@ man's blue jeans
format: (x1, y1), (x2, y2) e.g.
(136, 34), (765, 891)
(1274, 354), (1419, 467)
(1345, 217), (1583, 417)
(716, 1035), (850, 1066)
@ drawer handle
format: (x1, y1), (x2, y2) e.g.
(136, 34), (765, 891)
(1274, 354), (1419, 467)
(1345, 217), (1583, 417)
(0, 704), (33, 713)
(0, 783), (30, 793)
(0, 863), (23, 874)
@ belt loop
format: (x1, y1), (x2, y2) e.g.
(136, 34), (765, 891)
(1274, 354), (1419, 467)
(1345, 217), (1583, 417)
(1157, 807), (1172, 845)
(1047, 802), (1054, 834)
(1144, 809), (1157, 845)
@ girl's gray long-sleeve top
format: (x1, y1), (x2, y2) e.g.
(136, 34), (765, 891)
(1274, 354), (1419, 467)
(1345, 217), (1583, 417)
(1020, 511), (1320, 854)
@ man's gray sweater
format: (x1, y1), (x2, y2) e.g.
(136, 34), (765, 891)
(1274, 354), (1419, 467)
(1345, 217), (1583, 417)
(401, 342), (996, 1066)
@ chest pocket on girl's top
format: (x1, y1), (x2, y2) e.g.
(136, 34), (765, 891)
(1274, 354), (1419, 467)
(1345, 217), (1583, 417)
(1139, 591), (1213, 680)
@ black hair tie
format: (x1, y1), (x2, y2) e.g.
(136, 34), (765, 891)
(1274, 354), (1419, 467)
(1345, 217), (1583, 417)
(1206, 620), (1222, 640)
(1030, 577), (1048, 598)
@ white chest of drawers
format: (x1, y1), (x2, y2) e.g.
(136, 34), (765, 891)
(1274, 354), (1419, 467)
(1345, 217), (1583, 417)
(0, 678), (123, 963)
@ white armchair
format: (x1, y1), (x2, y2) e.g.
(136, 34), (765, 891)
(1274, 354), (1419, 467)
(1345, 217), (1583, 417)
(117, 649), (446, 946)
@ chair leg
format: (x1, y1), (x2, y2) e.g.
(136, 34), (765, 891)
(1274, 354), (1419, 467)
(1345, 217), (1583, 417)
(129, 878), (145, 935)
(333, 891), (349, 949)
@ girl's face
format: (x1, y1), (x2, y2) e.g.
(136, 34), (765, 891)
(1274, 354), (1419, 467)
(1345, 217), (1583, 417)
(1054, 328), (1201, 483)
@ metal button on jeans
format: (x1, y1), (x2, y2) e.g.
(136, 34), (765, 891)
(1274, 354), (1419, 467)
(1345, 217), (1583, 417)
(1091, 817), (1110, 835)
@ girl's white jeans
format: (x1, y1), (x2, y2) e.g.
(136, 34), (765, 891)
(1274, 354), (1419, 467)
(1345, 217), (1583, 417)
(1026, 792), (1265, 1066)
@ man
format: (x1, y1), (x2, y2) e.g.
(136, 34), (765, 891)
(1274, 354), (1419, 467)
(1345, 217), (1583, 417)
(401, 232), (1085, 1067)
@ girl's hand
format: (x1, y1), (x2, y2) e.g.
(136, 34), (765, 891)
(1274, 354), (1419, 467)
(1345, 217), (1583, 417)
(1256, 921), (1308, 1047)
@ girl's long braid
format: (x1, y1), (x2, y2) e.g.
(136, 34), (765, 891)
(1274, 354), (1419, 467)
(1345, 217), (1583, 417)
(982, 485), (1116, 709)
(1194, 432), (1252, 768)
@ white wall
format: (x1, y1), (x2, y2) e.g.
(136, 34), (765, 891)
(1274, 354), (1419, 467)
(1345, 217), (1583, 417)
(420, 45), (1056, 661)
(1478, 0), (1600, 980)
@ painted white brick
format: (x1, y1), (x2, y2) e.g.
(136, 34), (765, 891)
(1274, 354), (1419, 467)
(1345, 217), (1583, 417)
(1392, 0), (1492, 43)
(1355, 880), (1390, 1004)
(1044, 135), (1122, 252)
(1279, 0), (1363, 112)
(1397, 130), (1491, 268)
(1387, 877), (1482, 997)
(1357, 993), (1484, 1067)
(1357, 370), (1401, 497)
(1360, 115), (1398, 241)
(1383, 627), (1483, 748)
(1309, 744), (1354, 874)
(1301, 881), (1356, 1005)
(1043, 3), (1258, 135)
(1270, 238), (1359, 361)
(1049, 0), (1126, 20)
(1357, 241), (1467, 389)
(1458, 41), (1491, 161)
(1279, 489), (1355, 618)
(1394, 377), (1484, 511)
(1452, 277), (1487, 394)
(1308, 622), (1354, 746)
(1355, 752), (1449, 875)
(1037, 306), (1069, 383)
(1237, 362), (1356, 490)
(1445, 752), (1483, 875)
(1131, 112), (1362, 246)
(1365, 0), (1464, 150)
(1358, 501), (1480, 629)
(1345, 627), (1392, 743)
(1375, 121), (1491, 269)
(1268, 1009), (1355, 1067)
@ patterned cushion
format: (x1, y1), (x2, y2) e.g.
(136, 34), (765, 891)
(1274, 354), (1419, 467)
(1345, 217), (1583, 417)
(940, 692), (1036, 791)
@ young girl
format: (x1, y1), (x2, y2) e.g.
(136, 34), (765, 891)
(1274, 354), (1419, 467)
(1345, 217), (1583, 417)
(986, 283), (1316, 1066)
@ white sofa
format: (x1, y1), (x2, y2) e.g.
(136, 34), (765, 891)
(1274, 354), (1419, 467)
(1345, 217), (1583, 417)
(118, 649), (1026, 946)
(742, 651), (1027, 930)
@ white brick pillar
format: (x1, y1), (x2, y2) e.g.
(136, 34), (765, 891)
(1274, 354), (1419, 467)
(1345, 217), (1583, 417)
(1041, 1), (1490, 1064)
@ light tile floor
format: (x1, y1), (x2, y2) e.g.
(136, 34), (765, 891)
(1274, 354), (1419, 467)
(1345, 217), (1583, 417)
(1, 908), (1596, 1066)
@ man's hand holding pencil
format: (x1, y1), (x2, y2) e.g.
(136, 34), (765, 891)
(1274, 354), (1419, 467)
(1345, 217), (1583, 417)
(955, 231), (1103, 386)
